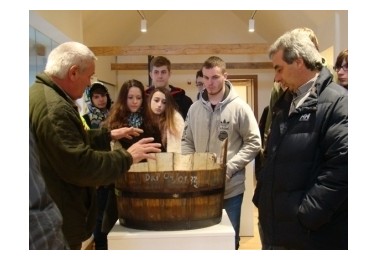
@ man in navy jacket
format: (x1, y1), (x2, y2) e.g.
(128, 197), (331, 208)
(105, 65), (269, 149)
(253, 29), (348, 250)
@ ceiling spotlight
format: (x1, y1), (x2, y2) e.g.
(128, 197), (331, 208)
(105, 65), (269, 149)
(249, 10), (257, 32)
(141, 19), (147, 33)
(137, 10), (147, 33)
(249, 19), (255, 32)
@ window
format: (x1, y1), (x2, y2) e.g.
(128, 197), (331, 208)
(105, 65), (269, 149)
(29, 26), (58, 86)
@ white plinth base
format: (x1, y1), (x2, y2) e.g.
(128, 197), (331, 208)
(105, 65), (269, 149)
(108, 210), (235, 250)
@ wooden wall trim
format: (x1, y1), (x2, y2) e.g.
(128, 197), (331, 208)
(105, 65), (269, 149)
(90, 43), (270, 56)
(111, 62), (272, 71)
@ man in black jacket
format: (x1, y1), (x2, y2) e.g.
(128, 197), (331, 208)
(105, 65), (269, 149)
(146, 56), (193, 119)
(253, 29), (348, 249)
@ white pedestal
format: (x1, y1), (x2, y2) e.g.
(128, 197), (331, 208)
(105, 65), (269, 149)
(108, 210), (235, 250)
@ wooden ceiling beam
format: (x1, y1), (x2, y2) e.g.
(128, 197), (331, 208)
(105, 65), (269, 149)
(90, 43), (270, 56)
(111, 62), (272, 70)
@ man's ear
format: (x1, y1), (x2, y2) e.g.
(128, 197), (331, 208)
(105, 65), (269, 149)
(68, 65), (79, 80)
(223, 72), (228, 79)
(296, 57), (304, 68)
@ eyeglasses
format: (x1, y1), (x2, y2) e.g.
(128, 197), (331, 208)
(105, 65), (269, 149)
(333, 64), (348, 72)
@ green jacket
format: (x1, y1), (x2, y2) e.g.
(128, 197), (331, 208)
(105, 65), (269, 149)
(29, 73), (133, 247)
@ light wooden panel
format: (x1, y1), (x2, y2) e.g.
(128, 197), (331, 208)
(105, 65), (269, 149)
(111, 62), (272, 71)
(90, 43), (270, 56)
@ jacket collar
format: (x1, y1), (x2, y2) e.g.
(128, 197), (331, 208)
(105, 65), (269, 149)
(36, 72), (78, 110)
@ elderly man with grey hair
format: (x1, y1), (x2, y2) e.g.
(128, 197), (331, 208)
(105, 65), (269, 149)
(29, 42), (161, 249)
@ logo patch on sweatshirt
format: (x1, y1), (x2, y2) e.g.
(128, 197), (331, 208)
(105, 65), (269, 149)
(218, 119), (230, 141)
(220, 119), (230, 129)
(218, 131), (228, 141)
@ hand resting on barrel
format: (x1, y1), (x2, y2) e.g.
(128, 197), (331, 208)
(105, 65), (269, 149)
(126, 137), (162, 163)
(111, 127), (143, 140)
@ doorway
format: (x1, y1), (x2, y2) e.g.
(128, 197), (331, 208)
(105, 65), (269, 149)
(228, 74), (258, 237)
(228, 74), (258, 119)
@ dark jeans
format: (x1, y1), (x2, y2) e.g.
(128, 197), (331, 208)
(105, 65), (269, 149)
(93, 186), (110, 250)
(223, 193), (244, 250)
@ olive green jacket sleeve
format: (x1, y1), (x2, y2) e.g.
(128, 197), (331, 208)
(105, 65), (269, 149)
(30, 73), (133, 188)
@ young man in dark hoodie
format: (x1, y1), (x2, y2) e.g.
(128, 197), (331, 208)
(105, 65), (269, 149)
(146, 56), (193, 119)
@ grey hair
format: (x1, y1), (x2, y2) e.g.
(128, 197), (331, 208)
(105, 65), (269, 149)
(44, 41), (97, 79)
(269, 30), (323, 71)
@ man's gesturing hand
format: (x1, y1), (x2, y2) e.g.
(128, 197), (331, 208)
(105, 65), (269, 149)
(126, 137), (162, 163)
(111, 127), (143, 140)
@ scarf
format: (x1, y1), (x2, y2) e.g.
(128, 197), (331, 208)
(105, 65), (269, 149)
(127, 112), (143, 128)
(87, 103), (109, 129)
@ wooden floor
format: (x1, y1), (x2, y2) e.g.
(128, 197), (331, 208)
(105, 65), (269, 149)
(239, 205), (262, 250)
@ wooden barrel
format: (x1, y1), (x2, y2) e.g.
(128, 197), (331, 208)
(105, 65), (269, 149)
(115, 152), (226, 230)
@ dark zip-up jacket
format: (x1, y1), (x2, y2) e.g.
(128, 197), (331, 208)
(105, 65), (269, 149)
(29, 73), (133, 247)
(253, 68), (348, 249)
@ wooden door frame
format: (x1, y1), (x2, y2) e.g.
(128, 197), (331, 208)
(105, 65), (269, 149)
(228, 75), (258, 118)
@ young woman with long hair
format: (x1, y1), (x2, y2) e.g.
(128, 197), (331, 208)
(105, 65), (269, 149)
(147, 87), (184, 153)
(105, 79), (162, 149)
